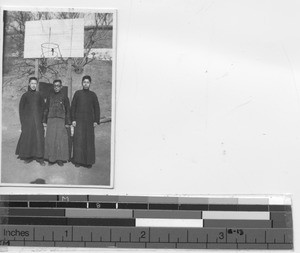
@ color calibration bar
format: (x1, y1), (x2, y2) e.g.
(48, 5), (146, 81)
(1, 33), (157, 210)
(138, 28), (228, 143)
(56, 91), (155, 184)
(0, 195), (293, 249)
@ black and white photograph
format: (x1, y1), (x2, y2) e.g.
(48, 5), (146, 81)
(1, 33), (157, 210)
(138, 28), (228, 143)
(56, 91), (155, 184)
(1, 7), (116, 187)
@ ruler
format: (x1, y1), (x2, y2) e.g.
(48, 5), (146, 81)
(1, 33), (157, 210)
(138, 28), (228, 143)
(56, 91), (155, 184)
(0, 195), (293, 249)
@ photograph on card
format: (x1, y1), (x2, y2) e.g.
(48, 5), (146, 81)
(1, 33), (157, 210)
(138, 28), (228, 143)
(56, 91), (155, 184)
(1, 7), (116, 187)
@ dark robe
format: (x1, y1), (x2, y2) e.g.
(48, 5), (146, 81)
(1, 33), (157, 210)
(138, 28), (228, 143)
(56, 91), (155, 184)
(43, 90), (71, 162)
(15, 88), (45, 159)
(71, 89), (100, 166)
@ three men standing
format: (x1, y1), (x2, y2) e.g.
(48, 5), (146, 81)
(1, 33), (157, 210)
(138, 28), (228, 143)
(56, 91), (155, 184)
(16, 75), (100, 168)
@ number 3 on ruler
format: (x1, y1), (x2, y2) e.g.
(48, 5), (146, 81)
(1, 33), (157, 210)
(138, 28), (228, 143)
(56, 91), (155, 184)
(218, 232), (224, 240)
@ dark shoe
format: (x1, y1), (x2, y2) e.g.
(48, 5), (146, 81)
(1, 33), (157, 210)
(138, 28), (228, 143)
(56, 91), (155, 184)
(86, 165), (92, 169)
(57, 161), (64, 167)
(75, 163), (80, 167)
(24, 158), (33, 164)
(48, 161), (55, 166)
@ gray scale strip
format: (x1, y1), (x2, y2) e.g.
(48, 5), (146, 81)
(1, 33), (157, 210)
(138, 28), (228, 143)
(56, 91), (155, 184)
(0, 194), (293, 250)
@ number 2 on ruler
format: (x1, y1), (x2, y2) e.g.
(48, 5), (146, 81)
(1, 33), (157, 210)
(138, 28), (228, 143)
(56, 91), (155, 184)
(140, 231), (146, 239)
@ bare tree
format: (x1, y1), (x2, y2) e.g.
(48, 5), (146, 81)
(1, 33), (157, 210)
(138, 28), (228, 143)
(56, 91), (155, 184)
(72, 13), (113, 74)
(3, 11), (113, 82)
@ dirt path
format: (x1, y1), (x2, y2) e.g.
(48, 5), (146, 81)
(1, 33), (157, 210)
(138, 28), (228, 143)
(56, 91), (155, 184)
(1, 123), (111, 187)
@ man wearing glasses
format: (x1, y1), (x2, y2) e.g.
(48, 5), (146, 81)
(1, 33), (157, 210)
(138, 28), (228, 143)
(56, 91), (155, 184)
(43, 80), (71, 166)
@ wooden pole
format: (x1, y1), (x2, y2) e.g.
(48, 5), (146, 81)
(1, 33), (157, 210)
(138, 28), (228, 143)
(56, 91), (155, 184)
(35, 58), (39, 90)
(67, 58), (72, 100)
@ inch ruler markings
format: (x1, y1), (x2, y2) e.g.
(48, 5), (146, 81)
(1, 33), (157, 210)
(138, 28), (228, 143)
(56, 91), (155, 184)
(0, 195), (293, 249)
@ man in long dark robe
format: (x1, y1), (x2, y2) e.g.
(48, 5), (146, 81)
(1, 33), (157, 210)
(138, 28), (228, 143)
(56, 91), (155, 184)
(71, 75), (100, 168)
(43, 80), (71, 166)
(15, 77), (46, 165)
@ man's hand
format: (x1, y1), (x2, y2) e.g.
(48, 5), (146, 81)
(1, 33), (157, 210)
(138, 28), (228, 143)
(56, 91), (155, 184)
(43, 123), (47, 127)
(72, 121), (76, 127)
(93, 122), (98, 127)
(65, 125), (70, 128)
